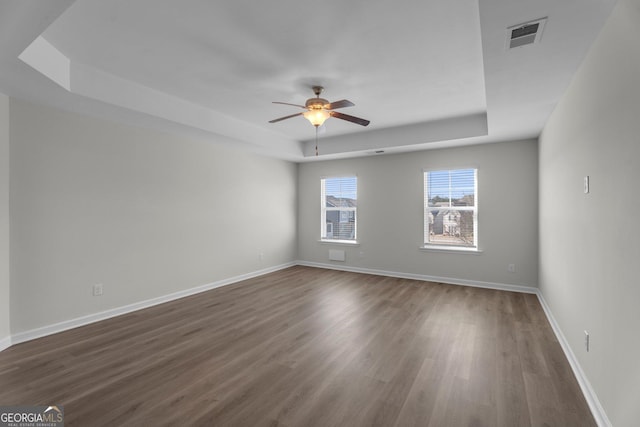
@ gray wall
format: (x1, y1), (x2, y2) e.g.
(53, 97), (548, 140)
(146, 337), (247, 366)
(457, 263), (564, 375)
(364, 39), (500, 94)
(9, 99), (297, 334)
(298, 140), (539, 288)
(539, 0), (640, 425)
(0, 94), (9, 342)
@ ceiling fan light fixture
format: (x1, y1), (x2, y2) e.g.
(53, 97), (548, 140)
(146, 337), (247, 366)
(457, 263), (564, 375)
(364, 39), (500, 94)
(303, 109), (330, 127)
(269, 86), (369, 129)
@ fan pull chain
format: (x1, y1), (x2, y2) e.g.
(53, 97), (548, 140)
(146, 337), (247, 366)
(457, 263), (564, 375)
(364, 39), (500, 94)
(315, 126), (319, 156)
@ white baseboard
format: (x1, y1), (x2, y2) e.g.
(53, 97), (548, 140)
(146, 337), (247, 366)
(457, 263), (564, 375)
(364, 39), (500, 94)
(536, 292), (611, 427)
(9, 262), (296, 347)
(296, 260), (538, 294)
(0, 335), (11, 352)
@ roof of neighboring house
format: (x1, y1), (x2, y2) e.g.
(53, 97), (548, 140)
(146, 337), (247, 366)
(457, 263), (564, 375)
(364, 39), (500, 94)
(326, 195), (356, 208)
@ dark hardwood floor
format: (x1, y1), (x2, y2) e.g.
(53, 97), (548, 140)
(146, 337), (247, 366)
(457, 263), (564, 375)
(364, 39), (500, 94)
(0, 266), (595, 426)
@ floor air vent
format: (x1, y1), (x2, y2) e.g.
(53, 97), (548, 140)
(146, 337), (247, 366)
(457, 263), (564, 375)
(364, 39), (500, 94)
(329, 249), (346, 262)
(506, 18), (547, 49)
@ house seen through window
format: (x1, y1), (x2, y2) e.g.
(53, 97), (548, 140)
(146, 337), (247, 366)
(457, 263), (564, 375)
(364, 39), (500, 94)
(321, 176), (357, 242)
(424, 169), (477, 248)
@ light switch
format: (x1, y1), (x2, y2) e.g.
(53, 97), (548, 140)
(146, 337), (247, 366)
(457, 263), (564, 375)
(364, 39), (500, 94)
(584, 176), (589, 194)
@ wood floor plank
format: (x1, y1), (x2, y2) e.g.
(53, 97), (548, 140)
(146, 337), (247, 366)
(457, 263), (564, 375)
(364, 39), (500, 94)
(0, 266), (595, 426)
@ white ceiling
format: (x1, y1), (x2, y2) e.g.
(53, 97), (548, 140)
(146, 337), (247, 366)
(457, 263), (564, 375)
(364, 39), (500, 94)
(0, 0), (618, 161)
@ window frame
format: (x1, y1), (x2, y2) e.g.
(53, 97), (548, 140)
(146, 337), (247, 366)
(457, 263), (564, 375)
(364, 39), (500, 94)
(320, 176), (358, 244)
(423, 168), (478, 251)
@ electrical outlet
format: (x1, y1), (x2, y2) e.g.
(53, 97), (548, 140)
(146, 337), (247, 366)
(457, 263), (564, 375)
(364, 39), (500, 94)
(93, 283), (103, 296)
(584, 330), (590, 352)
(259, 251), (264, 261)
(508, 264), (516, 273)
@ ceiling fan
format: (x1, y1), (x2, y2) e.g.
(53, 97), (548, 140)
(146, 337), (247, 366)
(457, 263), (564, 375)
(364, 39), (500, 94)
(269, 86), (370, 128)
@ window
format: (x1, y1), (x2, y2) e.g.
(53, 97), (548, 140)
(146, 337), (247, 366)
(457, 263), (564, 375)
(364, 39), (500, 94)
(424, 169), (477, 248)
(321, 176), (357, 242)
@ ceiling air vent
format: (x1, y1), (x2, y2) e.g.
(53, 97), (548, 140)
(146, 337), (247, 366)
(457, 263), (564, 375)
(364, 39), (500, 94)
(506, 18), (547, 49)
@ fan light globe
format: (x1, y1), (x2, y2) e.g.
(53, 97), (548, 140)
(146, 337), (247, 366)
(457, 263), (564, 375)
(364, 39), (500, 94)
(303, 109), (330, 127)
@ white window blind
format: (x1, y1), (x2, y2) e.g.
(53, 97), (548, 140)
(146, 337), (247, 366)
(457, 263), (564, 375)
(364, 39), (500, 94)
(424, 169), (477, 248)
(321, 176), (357, 241)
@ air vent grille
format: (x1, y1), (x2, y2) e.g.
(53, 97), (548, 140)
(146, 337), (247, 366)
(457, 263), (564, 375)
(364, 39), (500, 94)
(506, 18), (547, 50)
(511, 23), (539, 39)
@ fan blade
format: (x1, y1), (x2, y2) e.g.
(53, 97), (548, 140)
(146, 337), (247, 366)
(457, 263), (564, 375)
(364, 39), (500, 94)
(326, 99), (354, 110)
(269, 112), (303, 123)
(330, 111), (370, 126)
(272, 101), (307, 109)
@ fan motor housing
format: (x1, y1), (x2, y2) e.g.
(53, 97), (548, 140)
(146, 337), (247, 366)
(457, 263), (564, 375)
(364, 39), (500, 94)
(305, 98), (329, 109)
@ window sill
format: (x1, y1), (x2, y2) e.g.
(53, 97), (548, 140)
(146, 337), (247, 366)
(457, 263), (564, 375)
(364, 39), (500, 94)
(318, 239), (360, 246)
(419, 245), (483, 254)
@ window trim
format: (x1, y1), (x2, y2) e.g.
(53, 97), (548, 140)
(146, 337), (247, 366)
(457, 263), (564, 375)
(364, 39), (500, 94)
(320, 175), (358, 243)
(419, 244), (483, 253)
(423, 168), (478, 251)
(318, 239), (360, 246)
